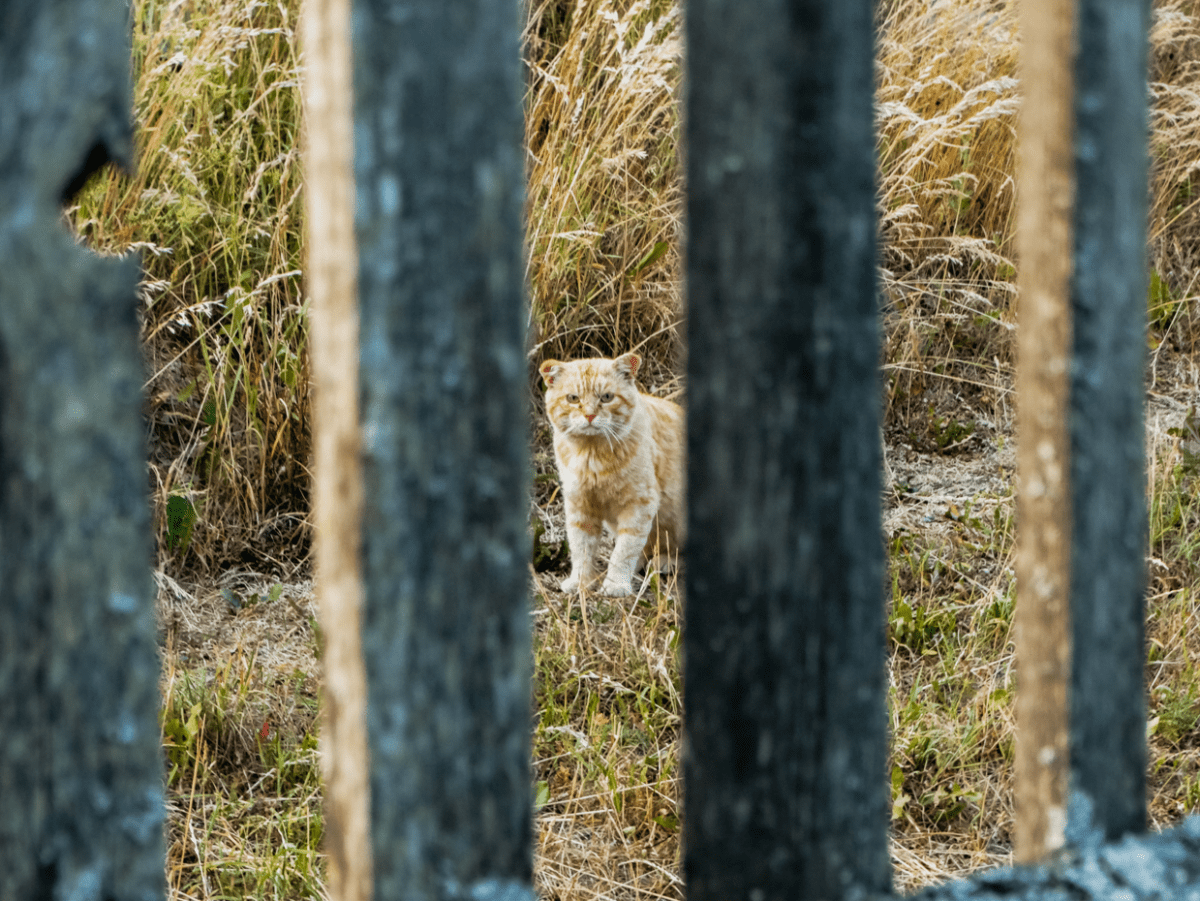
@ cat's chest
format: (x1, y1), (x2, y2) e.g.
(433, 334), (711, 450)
(555, 436), (645, 497)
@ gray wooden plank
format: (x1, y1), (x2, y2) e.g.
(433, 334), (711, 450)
(0, 1), (164, 898)
(350, 0), (533, 897)
(1068, 0), (1151, 843)
(682, 0), (891, 897)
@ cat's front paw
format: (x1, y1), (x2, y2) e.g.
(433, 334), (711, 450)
(599, 578), (633, 597)
(560, 574), (581, 593)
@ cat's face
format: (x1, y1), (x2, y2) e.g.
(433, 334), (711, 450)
(541, 353), (642, 441)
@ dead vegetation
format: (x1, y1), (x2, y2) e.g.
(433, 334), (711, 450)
(72, 0), (310, 575)
(62, 0), (1200, 896)
(524, 0), (684, 383)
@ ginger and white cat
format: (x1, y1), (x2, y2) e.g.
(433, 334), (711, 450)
(540, 352), (684, 597)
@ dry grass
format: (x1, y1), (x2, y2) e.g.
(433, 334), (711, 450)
(883, 483), (1018, 891)
(72, 0), (310, 576)
(1144, 401), (1200, 832)
(876, 0), (1020, 447)
(524, 0), (683, 379)
(876, 0), (1200, 437)
(155, 573), (324, 899)
(530, 567), (684, 901)
(1149, 1), (1200, 349)
(61, 0), (1200, 897)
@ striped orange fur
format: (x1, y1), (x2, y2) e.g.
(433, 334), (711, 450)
(540, 353), (684, 597)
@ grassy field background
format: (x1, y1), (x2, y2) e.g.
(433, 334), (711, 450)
(68, 0), (1200, 896)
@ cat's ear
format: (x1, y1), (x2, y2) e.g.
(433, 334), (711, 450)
(613, 353), (641, 382)
(539, 360), (563, 388)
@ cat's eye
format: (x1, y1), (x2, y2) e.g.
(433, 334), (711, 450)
(566, 393), (580, 403)
(599, 392), (615, 403)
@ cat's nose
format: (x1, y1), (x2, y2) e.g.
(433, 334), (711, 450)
(586, 414), (596, 423)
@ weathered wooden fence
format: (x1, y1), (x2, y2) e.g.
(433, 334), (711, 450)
(0, 2), (165, 898)
(3, 0), (1194, 898)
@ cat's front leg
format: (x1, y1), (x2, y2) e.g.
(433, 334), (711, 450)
(561, 509), (603, 593)
(601, 504), (656, 596)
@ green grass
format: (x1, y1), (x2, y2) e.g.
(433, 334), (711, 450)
(160, 645), (323, 899)
(530, 570), (685, 898)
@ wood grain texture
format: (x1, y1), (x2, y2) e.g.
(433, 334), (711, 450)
(0, 2), (164, 897)
(350, 0), (534, 896)
(302, 0), (371, 898)
(683, 1), (890, 897)
(1015, 0), (1075, 864)
(1068, 0), (1150, 844)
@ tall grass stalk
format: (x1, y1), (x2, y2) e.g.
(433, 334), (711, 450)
(524, 0), (683, 373)
(72, 0), (309, 573)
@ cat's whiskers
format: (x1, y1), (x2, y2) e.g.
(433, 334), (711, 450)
(600, 420), (618, 452)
